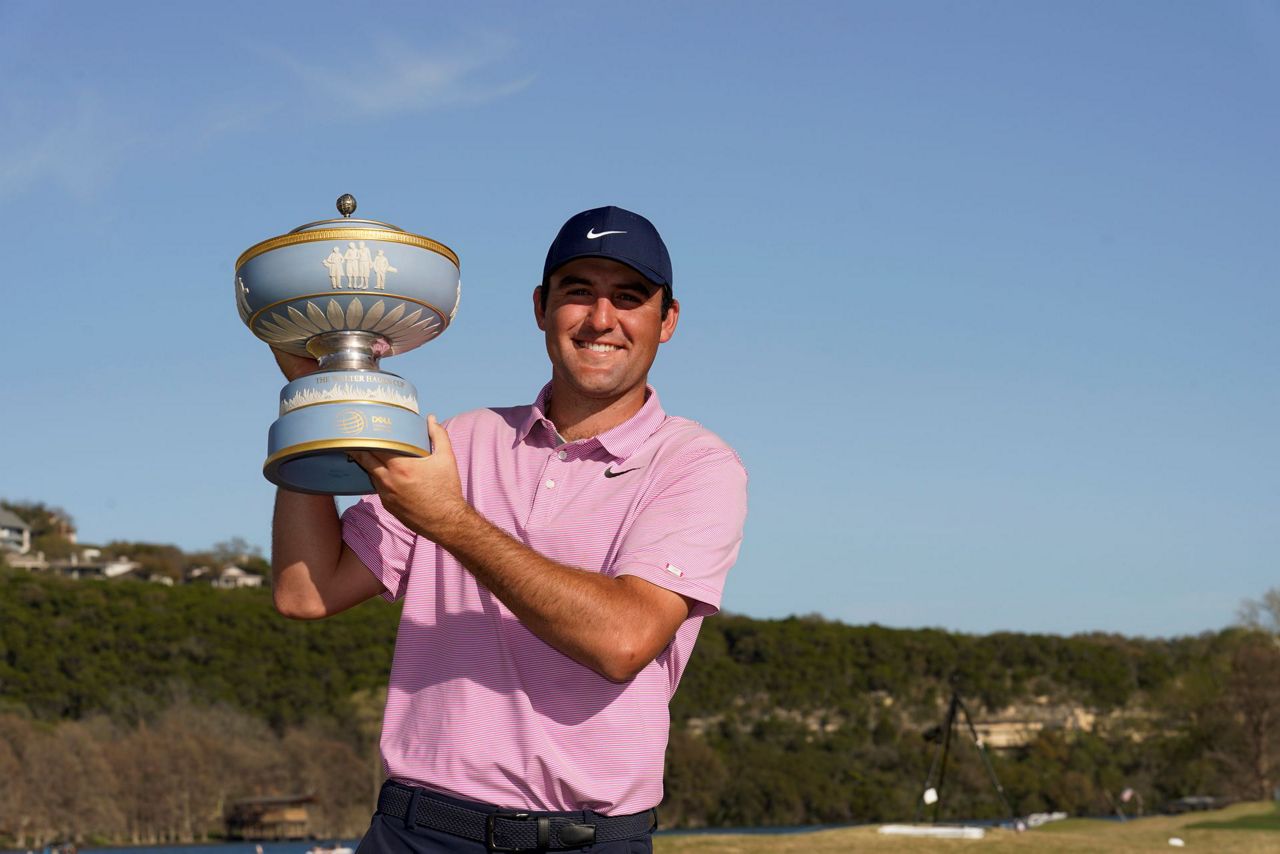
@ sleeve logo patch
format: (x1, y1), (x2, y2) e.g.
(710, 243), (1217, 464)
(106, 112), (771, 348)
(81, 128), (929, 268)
(664, 563), (685, 577)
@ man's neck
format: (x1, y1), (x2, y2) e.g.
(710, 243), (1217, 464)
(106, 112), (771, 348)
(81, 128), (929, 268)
(546, 383), (648, 443)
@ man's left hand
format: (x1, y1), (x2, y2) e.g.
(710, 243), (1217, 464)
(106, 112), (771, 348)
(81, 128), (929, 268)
(349, 416), (470, 542)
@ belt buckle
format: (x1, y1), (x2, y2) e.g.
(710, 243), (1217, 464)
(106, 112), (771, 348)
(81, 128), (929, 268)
(486, 811), (533, 853)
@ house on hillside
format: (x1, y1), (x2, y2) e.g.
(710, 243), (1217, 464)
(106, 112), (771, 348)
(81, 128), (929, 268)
(186, 565), (213, 583)
(213, 565), (266, 589)
(225, 794), (313, 840)
(5, 550), (49, 571)
(52, 553), (142, 580)
(0, 509), (31, 554)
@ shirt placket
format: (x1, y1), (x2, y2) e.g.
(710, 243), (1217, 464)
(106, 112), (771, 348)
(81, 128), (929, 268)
(527, 445), (572, 529)
(525, 439), (607, 529)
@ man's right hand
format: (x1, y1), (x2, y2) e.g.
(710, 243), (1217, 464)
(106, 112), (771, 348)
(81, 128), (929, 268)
(272, 347), (321, 382)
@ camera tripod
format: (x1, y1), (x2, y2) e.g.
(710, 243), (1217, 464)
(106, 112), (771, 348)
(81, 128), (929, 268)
(913, 688), (1017, 825)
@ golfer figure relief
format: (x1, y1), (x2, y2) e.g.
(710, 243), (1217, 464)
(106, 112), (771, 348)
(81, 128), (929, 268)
(324, 246), (344, 289)
(358, 241), (373, 289)
(322, 243), (399, 290)
(372, 249), (398, 289)
(343, 242), (361, 289)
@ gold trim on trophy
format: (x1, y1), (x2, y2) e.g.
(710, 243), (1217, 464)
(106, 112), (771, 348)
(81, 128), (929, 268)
(236, 228), (460, 270)
(263, 437), (431, 470)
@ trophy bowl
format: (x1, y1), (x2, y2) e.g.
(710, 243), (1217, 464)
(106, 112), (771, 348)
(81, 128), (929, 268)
(235, 194), (460, 495)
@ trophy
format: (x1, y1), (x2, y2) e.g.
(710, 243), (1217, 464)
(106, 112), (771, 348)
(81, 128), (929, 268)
(235, 194), (460, 495)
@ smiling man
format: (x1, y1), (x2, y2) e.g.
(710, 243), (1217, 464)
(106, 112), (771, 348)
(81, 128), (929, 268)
(271, 206), (748, 853)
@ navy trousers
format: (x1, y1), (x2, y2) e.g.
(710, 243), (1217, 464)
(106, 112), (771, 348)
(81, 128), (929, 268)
(354, 787), (654, 854)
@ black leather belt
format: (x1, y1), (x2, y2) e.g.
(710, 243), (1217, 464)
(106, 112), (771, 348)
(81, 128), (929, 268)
(377, 781), (658, 852)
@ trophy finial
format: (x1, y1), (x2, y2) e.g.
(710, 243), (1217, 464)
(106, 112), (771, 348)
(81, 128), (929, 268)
(336, 194), (357, 217)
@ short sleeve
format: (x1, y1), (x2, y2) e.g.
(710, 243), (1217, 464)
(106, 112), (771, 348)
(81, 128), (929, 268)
(613, 448), (748, 616)
(341, 495), (417, 602)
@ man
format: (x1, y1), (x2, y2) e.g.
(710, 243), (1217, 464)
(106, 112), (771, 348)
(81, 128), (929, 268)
(372, 248), (397, 290)
(324, 245), (345, 289)
(271, 206), (748, 853)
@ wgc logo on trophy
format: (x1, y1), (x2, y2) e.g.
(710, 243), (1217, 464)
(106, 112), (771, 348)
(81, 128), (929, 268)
(234, 194), (460, 494)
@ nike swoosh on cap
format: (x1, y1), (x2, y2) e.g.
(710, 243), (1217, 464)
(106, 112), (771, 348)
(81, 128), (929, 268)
(586, 228), (627, 239)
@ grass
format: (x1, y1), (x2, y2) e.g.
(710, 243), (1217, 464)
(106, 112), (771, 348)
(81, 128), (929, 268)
(654, 802), (1280, 853)
(1186, 802), (1280, 831)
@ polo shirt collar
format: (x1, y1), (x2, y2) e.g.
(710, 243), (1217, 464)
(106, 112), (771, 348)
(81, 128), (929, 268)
(517, 382), (667, 462)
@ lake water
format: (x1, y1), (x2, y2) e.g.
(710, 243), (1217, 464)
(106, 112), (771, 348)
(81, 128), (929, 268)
(5, 845), (359, 854)
(5, 824), (853, 854)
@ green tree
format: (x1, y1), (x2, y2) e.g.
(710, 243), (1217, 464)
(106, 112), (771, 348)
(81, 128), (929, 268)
(1, 500), (76, 558)
(661, 728), (728, 827)
(1218, 637), (1280, 799)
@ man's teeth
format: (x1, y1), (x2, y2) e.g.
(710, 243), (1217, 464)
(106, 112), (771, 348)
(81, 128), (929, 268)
(582, 342), (620, 352)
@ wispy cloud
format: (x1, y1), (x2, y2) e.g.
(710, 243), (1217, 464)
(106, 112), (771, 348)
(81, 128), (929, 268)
(0, 31), (531, 203)
(262, 34), (534, 117)
(0, 90), (140, 201)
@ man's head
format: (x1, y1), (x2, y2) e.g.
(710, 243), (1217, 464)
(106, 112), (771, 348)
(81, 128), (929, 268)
(540, 206), (674, 319)
(535, 207), (679, 416)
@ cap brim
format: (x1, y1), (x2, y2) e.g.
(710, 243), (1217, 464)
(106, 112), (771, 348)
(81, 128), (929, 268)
(546, 252), (669, 288)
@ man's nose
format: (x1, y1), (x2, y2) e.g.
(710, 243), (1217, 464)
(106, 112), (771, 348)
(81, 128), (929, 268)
(585, 297), (617, 330)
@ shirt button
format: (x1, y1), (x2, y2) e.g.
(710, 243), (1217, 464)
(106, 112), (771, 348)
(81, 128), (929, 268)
(545, 479), (556, 489)
(557, 450), (567, 461)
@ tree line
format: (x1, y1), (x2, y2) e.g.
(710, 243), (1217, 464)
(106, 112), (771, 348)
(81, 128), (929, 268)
(0, 570), (1276, 847)
(664, 612), (1280, 826)
(0, 698), (381, 849)
(0, 499), (270, 579)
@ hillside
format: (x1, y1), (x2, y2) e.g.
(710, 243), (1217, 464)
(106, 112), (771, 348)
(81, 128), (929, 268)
(0, 570), (1275, 846)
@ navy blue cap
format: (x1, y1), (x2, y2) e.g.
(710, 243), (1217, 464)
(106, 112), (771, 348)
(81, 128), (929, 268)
(543, 206), (672, 289)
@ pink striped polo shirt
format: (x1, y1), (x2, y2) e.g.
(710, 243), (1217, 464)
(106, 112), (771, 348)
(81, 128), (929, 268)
(341, 384), (747, 815)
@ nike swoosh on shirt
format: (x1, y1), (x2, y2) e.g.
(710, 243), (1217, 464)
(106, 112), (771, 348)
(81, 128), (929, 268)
(604, 466), (641, 478)
(586, 228), (626, 239)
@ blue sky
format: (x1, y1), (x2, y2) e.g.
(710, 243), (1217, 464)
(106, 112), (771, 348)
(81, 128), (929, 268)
(2, 1), (1276, 637)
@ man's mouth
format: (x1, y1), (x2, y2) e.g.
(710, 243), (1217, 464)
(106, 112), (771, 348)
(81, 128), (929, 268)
(575, 341), (622, 353)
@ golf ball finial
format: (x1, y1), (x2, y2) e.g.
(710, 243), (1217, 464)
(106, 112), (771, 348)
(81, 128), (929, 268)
(337, 194), (357, 217)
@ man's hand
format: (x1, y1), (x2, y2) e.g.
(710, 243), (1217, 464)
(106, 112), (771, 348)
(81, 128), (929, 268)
(272, 347), (322, 382)
(348, 416), (470, 543)
(349, 415), (691, 682)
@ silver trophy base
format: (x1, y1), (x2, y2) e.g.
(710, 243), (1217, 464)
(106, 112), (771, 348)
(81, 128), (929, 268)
(263, 368), (429, 495)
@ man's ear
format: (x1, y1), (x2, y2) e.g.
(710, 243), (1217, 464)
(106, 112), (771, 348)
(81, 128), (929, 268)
(533, 285), (547, 330)
(659, 298), (680, 343)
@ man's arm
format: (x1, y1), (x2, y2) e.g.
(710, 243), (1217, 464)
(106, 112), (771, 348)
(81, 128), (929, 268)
(426, 500), (693, 683)
(271, 490), (385, 619)
(268, 347), (385, 620)
(350, 419), (693, 682)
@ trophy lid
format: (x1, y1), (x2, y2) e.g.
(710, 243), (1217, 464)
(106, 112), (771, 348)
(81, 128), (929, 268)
(287, 194), (407, 235)
(236, 194), (458, 270)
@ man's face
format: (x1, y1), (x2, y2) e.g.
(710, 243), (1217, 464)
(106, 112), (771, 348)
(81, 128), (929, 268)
(534, 257), (679, 408)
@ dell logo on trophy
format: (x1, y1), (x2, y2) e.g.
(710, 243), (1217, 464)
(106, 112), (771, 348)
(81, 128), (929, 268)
(234, 194), (461, 495)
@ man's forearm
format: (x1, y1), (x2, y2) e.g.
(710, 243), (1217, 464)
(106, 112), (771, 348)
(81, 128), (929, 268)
(428, 504), (685, 682)
(271, 489), (343, 618)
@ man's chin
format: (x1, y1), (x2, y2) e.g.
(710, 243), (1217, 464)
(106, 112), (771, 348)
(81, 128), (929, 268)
(560, 376), (637, 402)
